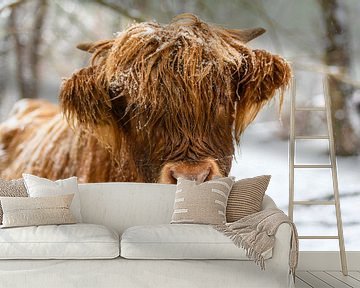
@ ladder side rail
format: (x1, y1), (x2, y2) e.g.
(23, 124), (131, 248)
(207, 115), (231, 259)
(324, 78), (348, 275)
(288, 78), (296, 221)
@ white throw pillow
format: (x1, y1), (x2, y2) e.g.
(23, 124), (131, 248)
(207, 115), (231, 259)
(121, 224), (272, 260)
(23, 174), (82, 222)
(0, 224), (119, 259)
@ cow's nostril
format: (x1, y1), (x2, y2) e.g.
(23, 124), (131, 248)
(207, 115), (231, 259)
(169, 169), (178, 184)
(194, 168), (211, 183)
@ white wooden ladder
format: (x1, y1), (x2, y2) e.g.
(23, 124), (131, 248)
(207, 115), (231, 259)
(288, 78), (348, 275)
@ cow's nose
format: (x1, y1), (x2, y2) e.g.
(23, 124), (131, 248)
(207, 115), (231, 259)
(159, 159), (222, 184)
(171, 166), (210, 183)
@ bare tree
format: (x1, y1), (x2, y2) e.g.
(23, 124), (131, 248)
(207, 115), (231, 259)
(0, 22), (10, 105)
(7, 0), (48, 99)
(318, 0), (359, 155)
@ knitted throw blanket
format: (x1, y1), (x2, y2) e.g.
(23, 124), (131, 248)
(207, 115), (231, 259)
(214, 208), (298, 277)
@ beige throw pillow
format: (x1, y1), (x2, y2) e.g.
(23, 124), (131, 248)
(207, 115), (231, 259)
(0, 179), (28, 224)
(226, 175), (271, 223)
(0, 194), (76, 228)
(171, 177), (234, 225)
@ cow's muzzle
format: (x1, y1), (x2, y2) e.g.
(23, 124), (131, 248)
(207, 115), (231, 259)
(158, 158), (222, 184)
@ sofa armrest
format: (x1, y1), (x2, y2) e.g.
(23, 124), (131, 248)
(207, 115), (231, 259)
(261, 196), (291, 273)
(260, 195), (295, 287)
(270, 222), (295, 287)
(265, 215), (295, 287)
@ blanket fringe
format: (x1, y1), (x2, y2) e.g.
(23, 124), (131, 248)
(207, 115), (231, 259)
(213, 208), (298, 277)
(214, 225), (266, 270)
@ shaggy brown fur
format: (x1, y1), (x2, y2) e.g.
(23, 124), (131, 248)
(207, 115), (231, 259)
(0, 14), (291, 183)
(0, 99), (141, 182)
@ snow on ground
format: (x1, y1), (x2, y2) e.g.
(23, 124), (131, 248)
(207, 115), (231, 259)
(230, 121), (360, 251)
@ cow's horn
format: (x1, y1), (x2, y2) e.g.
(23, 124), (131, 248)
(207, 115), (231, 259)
(235, 27), (266, 43)
(76, 42), (96, 53)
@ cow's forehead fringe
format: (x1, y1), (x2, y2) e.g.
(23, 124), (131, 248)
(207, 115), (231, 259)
(91, 14), (255, 122)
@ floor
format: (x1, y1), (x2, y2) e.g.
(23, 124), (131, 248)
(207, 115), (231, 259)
(296, 271), (360, 288)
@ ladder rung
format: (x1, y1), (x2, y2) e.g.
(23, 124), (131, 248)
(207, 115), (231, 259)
(295, 135), (329, 140)
(298, 236), (339, 240)
(294, 164), (332, 168)
(293, 200), (335, 205)
(296, 107), (326, 111)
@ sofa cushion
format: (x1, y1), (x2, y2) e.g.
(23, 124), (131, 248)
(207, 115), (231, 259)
(0, 194), (76, 228)
(0, 179), (28, 224)
(171, 177), (234, 225)
(227, 175), (271, 222)
(121, 224), (272, 260)
(0, 224), (119, 259)
(23, 174), (82, 222)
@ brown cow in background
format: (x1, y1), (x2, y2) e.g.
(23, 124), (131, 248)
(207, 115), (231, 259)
(0, 14), (291, 183)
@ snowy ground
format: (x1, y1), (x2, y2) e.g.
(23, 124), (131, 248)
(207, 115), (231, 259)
(230, 121), (360, 251)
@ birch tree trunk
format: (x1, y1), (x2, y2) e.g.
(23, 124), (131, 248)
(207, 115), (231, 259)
(8, 0), (48, 100)
(318, 0), (358, 155)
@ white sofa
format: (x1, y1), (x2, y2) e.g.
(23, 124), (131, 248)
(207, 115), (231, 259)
(0, 182), (294, 288)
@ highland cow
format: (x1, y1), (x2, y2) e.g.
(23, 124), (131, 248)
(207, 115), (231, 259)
(0, 14), (291, 183)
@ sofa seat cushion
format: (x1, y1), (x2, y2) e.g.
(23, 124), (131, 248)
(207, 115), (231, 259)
(0, 224), (119, 259)
(121, 224), (272, 260)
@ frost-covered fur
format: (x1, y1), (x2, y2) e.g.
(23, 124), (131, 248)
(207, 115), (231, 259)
(0, 14), (291, 183)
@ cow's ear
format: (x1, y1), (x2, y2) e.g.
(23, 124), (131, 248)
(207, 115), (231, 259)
(59, 65), (123, 152)
(62, 39), (115, 127)
(233, 50), (292, 142)
(59, 65), (112, 128)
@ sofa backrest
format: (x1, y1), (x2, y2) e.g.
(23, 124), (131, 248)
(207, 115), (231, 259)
(78, 182), (277, 235)
(78, 182), (176, 234)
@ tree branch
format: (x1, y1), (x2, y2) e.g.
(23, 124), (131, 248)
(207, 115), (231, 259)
(292, 61), (360, 88)
(93, 0), (146, 22)
(0, 0), (27, 13)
